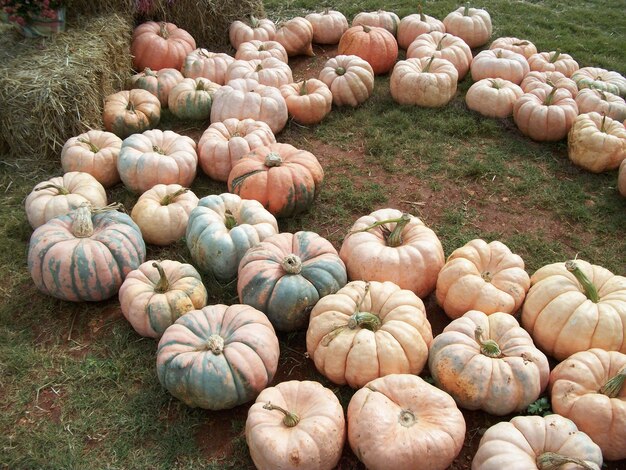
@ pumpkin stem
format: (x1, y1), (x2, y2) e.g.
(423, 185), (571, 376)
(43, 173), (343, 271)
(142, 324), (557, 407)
(281, 254), (303, 275)
(34, 183), (70, 195)
(398, 409), (417, 427)
(335, 66), (346, 76)
(265, 152), (283, 167)
(152, 262), (170, 293)
(126, 99), (136, 112)
(143, 67), (157, 77)
(565, 260), (599, 303)
(423, 56), (436, 73)
(348, 311), (382, 332)
(599, 365), (626, 398)
(152, 145), (165, 155)
(263, 402), (300, 427)
(536, 452), (596, 470)
(418, 3), (425, 21)
(206, 334), (224, 355)
(71, 203), (95, 238)
(495, 49), (503, 59)
(250, 15), (259, 28)
(323, 7), (329, 15)
(257, 43), (266, 51)
(159, 22), (169, 39)
(160, 187), (188, 205)
(199, 48), (209, 58)
(489, 79), (501, 90)
(599, 113), (607, 133)
(513, 41), (530, 46)
(224, 209), (237, 229)
(196, 79), (207, 91)
(549, 49), (561, 63)
(362, 25), (371, 33)
(544, 87), (558, 106)
(255, 63), (264, 72)
(348, 213), (412, 247)
(299, 80), (308, 96)
(77, 138), (100, 154)
(436, 34), (447, 51)
(475, 326), (502, 358)
(463, 2), (470, 16)
(481, 271), (493, 282)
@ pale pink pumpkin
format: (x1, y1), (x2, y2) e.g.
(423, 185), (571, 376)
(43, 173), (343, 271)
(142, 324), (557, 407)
(520, 70), (578, 98)
(229, 16), (276, 50)
(465, 78), (523, 118)
(274, 17), (314, 57)
(181, 49), (235, 85)
(489, 37), (537, 59)
(352, 10), (400, 36)
(390, 57), (458, 107)
(470, 48), (529, 85)
(528, 50), (579, 77)
(513, 87), (579, 141)
(572, 67), (626, 97)
(318, 55), (375, 107)
(305, 9), (349, 45)
(235, 40), (288, 63)
(407, 31), (473, 79)
(60, 130), (122, 188)
(397, 6), (445, 50)
(225, 58), (293, 88)
(568, 112), (626, 173)
(126, 67), (184, 107)
(443, 3), (492, 48)
(280, 79), (332, 125)
(575, 88), (626, 122)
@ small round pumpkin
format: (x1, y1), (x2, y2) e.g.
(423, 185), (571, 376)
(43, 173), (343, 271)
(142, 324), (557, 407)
(103, 89), (161, 139)
(406, 31), (473, 79)
(168, 77), (220, 121)
(235, 40), (288, 63)
(465, 78), (523, 118)
(520, 70), (578, 98)
(513, 87), (579, 141)
(119, 260), (207, 339)
(318, 54), (375, 107)
(397, 6), (445, 50)
(225, 58), (293, 88)
(443, 2), (492, 48)
(181, 49), (235, 85)
(572, 67), (626, 97)
(352, 10), (400, 36)
(338, 25), (398, 75)
(575, 88), (626, 121)
(527, 50), (580, 78)
(390, 57), (458, 107)
(568, 112), (626, 173)
(126, 67), (184, 107)
(489, 36), (537, 59)
(229, 16), (276, 50)
(131, 21), (196, 71)
(279, 79), (332, 125)
(305, 9), (348, 45)
(470, 48), (530, 85)
(274, 17), (314, 57)
(61, 131), (122, 188)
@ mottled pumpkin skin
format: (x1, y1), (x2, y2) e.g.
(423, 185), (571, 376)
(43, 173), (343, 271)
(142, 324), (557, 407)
(238, 231), (347, 332)
(126, 67), (184, 107)
(156, 304), (279, 410)
(103, 89), (161, 139)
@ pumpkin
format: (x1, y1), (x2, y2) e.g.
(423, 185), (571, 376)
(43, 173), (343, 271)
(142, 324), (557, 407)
(225, 58), (293, 88)
(520, 70), (578, 98)
(568, 112), (626, 173)
(443, 2), (492, 49)
(527, 50), (579, 78)
(28, 203), (146, 302)
(210, 78), (288, 134)
(130, 184), (199, 245)
(348, 374), (466, 470)
(429, 310), (549, 415)
(352, 10), (400, 36)
(185, 193), (278, 283)
(117, 129), (197, 194)
(198, 118), (276, 182)
(572, 67), (626, 97)
(227, 143), (324, 218)
(436, 239), (530, 319)
(397, 5), (445, 50)
(25, 172), (107, 229)
(513, 87), (578, 141)
(126, 67), (184, 107)
(305, 9), (348, 45)
(279, 79), (332, 125)
(318, 55), (375, 107)
(60, 131), (122, 188)
(274, 17), (314, 57)
(390, 57), (458, 107)
(338, 25), (398, 75)
(306, 280), (432, 388)
(575, 88), (626, 121)
(229, 16), (276, 50)
(131, 21), (196, 71)
(156, 303), (279, 409)
(465, 78), (523, 118)
(168, 77), (220, 121)
(339, 208), (444, 298)
(522, 259), (626, 360)
(246, 380), (345, 470)
(489, 36), (537, 59)
(620, 159), (626, 197)
(470, 48), (530, 85)
(238, 231), (347, 332)
(181, 49), (235, 85)
(549, 348), (626, 461)
(472, 415), (603, 470)
(119, 260), (207, 338)
(406, 31), (473, 79)
(235, 40), (288, 63)
(103, 89), (161, 139)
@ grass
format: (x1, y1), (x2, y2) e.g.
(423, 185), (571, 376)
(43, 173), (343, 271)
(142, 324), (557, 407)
(1, 1), (626, 469)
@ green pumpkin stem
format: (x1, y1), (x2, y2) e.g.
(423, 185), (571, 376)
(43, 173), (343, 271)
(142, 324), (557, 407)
(152, 145), (165, 155)
(489, 79), (500, 90)
(348, 311), (382, 331)
(126, 100), (136, 112)
(152, 262), (170, 293)
(463, 2), (470, 16)
(335, 66), (346, 76)
(599, 113), (607, 133)
(196, 79), (207, 91)
(263, 402), (300, 427)
(265, 152), (283, 167)
(224, 209), (237, 229)
(536, 452), (596, 470)
(323, 7), (329, 15)
(565, 260), (599, 303)
(250, 15), (259, 28)
(513, 41), (530, 46)
(35, 183), (70, 195)
(206, 334), (224, 355)
(599, 365), (626, 398)
(348, 213), (412, 247)
(159, 22), (169, 39)
(282, 254), (303, 275)
(549, 49), (561, 63)
(423, 56), (436, 73)
(77, 138), (100, 154)
(418, 3), (425, 21)
(299, 80), (308, 96)
(544, 86), (558, 106)
(160, 187), (188, 205)
(362, 24), (371, 33)
(143, 67), (156, 77)
(436, 34), (447, 51)
(475, 326), (502, 358)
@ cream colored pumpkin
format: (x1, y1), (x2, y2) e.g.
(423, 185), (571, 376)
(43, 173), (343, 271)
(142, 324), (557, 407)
(397, 7), (445, 50)
(225, 58), (293, 88)
(318, 55), (374, 107)
(489, 37), (537, 59)
(305, 9), (348, 45)
(235, 40), (288, 63)
(390, 57), (458, 107)
(61, 130), (122, 188)
(465, 78), (523, 118)
(513, 87), (579, 141)
(352, 10), (400, 36)
(181, 49), (234, 85)
(229, 16), (276, 49)
(572, 67), (626, 97)
(520, 70), (578, 98)
(528, 50), (579, 77)
(280, 79), (332, 125)
(443, 3), (492, 48)
(575, 88), (626, 122)
(406, 31), (472, 79)
(274, 17), (314, 57)
(568, 112), (626, 173)
(470, 48), (529, 85)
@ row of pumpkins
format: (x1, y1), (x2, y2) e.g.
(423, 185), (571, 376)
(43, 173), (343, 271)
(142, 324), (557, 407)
(23, 3), (626, 470)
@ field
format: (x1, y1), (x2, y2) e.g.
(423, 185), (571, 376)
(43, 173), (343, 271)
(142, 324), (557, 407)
(1, 0), (625, 468)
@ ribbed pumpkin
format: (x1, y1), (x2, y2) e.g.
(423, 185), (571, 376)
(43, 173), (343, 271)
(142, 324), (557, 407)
(513, 87), (579, 141)
(470, 48), (529, 85)
(406, 31), (472, 79)
(103, 89), (161, 139)
(131, 21), (196, 71)
(520, 70), (578, 98)
(185, 193), (278, 283)
(274, 17), (314, 57)
(227, 143), (324, 218)
(156, 303), (279, 410)
(568, 112), (626, 173)
(61, 131), (122, 188)
(397, 6), (445, 50)
(235, 40), (288, 63)
(168, 77), (220, 121)
(126, 67), (184, 107)
(575, 88), (626, 121)
(352, 10), (400, 36)
(572, 67), (626, 97)
(181, 49), (235, 85)
(306, 280), (433, 388)
(339, 208), (444, 298)
(229, 16), (276, 50)
(28, 204), (146, 302)
(443, 2), (492, 48)
(527, 50), (579, 78)
(465, 78), (523, 118)
(390, 57), (458, 107)
(119, 260), (207, 338)
(429, 310), (550, 415)
(280, 79), (332, 125)
(318, 55), (375, 107)
(338, 25), (398, 75)
(489, 36), (537, 59)
(225, 58), (293, 88)
(305, 9), (348, 45)
(238, 231), (347, 332)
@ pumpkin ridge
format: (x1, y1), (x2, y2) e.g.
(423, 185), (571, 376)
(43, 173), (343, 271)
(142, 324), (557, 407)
(230, 169), (266, 191)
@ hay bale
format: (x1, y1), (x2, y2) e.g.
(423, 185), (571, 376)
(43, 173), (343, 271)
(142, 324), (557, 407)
(64, 0), (134, 21)
(0, 13), (133, 160)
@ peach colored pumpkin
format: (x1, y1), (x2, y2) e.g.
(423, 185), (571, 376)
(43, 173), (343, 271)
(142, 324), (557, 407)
(390, 57), (458, 107)
(470, 48), (529, 85)
(443, 3), (492, 48)
(527, 50), (579, 78)
(168, 77), (220, 121)
(127, 67), (184, 107)
(235, 40), (288, 63)
(274, 17), (314, 57)
(352, 10), (400, 36)
(305, 9), (348, 45)
(198, 118), (275, 182)
(103, 89), (161, 139)
(306, 280), (433, 388)
(229, 16), (276, 50)
(575, 88), (626, 121)
(210, 78), (288, 134)
(489, 36), (537, 59)
(465, 78), (523, 118)
(117, 130), (197, 194)
(130, 184), (199, 245)
(25, 172), (107, 229)
(60, 130), (122, 188)
(181, 49), (235, 85)
(549, 348), (626, 461)
(472, 415), (603, 470)
(225, 58), (293, 88)
(246, 380), (345, 470)
(318, 55), (374, 107)
(227, 142), (324, 218)
(568, 112), (626, 173)
(429, 310), (549, 415)
(522, 259), (626, 361)
(620, 159), (626, 197)
(406, 31), (472, 79)
(436, 239), (530, 319)
(339, 208), (444, 298)
(572, 67), (626, 97)
(338, 25), (398, 75)
(280, 79), (332, 125)
(513, 87), (578, 141)
(119, 260), (207, 338)
(397, 6), (445, 50)
(520, 70), (578, 98)
(348, 374), (466, 470)
(131, 21), (196, 71)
